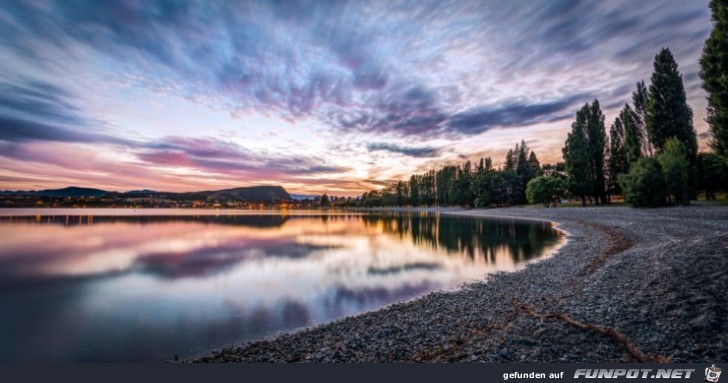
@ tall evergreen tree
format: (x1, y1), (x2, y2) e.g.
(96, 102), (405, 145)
(527, 151), (542, 180)
(395, 181), (408, 206)
(424, 170), (436, 206)
(621, 104), (643, 164)
(608, 116), (628, 198)
(472, 157), (494, 207)
(504, 148), (516, 171)
(632, 80), (652, 156)
(409, 175), (419, 206)
(453, 162), (474, 206)
(514, 140), (530, 204)
(586, 100), (608, 204)
(700, 0), (728, 156)
(563, 105), (593, 206)
(646, 48), (698, 160)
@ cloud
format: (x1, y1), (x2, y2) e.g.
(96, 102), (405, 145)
(1, 1), (711, 137)
(367, 143), (440, 158)
(0, 79), (87, 143)
(137, 136), (349, 177)
(0, 0), (714, 193)
(446, 95), (588, 134)
(0, 78), (127, 144)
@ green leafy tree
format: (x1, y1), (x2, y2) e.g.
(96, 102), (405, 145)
(700, 0), (728, 156)
(656, 138), (691, 205)
(618, 158), (667, 207)
(646, 48), (698, 161)
(526, 176), (567, 207)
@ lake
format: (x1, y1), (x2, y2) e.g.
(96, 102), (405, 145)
(0, 209), (563, 361)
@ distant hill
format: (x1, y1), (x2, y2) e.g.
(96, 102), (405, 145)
(2, 185), (293, 203)
(206, 186), (292, 202)
(0, 187), (108, 198)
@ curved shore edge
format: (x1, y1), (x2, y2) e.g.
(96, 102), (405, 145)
(191, 206), (728, 362)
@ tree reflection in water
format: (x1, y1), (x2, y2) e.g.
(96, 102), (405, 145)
(359, 213), (561, 264)
(0, 210), (562, 361)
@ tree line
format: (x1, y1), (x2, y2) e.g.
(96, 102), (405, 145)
(330, 1), (728, 208)
(560, 44), (726, 207)
(334, 140), (561, 208)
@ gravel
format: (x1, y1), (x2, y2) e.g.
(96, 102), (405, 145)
(191, 206), (728, 363)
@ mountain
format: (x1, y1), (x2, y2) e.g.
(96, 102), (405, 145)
(0, 187), (108, 198)
(206, 186), (292, 202)
(2, 185), (293, 203)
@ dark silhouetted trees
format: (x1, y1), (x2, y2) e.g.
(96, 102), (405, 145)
(632, 80), (652, 157)
(353, 141), (544, 208)
(621, 104), (643, 164)
(646, 48), (698, 161)
(700, 0), (728, 156)
(586, 100), (608, 204)
(697, 153), (728, 200)
(607, 114), (628, 198)
(563, 102), (607, 205)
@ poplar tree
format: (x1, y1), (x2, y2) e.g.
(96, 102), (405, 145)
(646, 48), (698, 161)
(700, 0), (728, 156)
(586, 100), (608, 204)
(607, 117), (628, 197)
(621, 104), (643, 164)
(632, 80), (652, 156)
(563, 105), (593, 206)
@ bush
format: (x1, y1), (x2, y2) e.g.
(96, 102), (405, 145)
(618, 158), (667, 207)
(526, 176), (567, 207)
(657, 137), (690, 205)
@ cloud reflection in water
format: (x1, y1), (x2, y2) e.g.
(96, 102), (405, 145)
(0, 212), (562, 361)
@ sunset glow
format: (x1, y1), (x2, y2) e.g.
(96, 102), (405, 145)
(0, 0), (713, 195)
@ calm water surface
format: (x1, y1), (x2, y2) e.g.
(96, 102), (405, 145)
(0, 209), (563, 361)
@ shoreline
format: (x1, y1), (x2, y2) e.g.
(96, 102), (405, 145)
(192, 206), (728, 362)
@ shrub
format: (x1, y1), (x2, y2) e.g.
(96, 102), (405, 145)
(526, 176), (567, 207)
(618, 158), (667, 207)
(656, 137), (691, 205)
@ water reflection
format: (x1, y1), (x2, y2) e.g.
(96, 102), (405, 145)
(0, 211), (562, 361)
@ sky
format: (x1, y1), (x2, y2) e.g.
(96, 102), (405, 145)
(0, 0), (714, 196)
